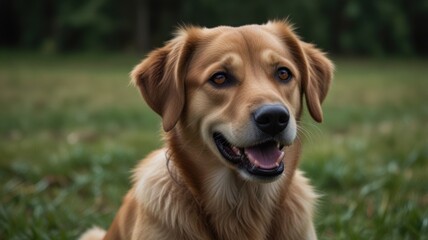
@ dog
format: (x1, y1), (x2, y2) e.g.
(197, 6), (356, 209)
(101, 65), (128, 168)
(79, 20), (333, 240)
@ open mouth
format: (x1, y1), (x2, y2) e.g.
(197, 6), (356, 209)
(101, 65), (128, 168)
(213, 132), (285, 179)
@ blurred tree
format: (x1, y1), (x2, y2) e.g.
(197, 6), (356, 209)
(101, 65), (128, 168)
(0, 0), (427, 56)
(407, 0), (428, 54)
(0, 0), (20, 47)
(136, 0), (149, 52)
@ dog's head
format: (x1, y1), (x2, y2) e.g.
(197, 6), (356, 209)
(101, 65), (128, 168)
(132, 21), (333, 182)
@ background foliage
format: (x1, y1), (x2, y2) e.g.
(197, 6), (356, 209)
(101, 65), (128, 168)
(1, 0), (428, 56)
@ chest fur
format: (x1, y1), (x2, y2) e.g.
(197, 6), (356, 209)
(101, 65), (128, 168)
(201, 169), (283, 240)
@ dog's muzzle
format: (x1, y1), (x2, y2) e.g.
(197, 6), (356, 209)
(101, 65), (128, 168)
(212, 104), (293, 180)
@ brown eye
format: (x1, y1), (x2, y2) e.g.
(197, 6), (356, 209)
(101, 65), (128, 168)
(209, 72), (236, 88)
(212, 73), (227, 85)
(276, 67), (292, 82)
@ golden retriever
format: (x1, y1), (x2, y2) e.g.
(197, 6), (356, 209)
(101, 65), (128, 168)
(80, 20), (333, 240)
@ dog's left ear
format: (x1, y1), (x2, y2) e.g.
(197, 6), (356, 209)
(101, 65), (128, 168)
(131, 28), (199, 131)
(300, 42), (334, 122)
(266, 21), (334, 122)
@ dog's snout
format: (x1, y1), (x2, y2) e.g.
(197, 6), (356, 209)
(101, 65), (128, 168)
(253, 104), (290, 135)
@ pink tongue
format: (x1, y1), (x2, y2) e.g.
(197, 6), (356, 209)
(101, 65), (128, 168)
(244, 143), (282, 169)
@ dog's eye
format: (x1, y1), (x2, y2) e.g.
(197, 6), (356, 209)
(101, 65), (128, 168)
(276, 67), (292, 82)
(212, 73), (226, 85)
(209, 72), (232, 87)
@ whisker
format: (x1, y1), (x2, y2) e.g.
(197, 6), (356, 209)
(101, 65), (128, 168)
(296, 120), (324, 144)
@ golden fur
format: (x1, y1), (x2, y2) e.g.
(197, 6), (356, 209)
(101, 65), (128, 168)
(80, 20), (333, 240)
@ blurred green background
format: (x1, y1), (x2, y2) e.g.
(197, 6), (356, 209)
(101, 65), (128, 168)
(0, 0), (427, 239)
(2, 0), (428, 55)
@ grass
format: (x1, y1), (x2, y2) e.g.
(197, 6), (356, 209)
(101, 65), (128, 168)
(0, 51), (427, 239)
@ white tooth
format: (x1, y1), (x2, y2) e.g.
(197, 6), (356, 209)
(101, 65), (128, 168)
(275, 162), (279, 167)
(276, 151), (285, 163)
(232, 146), (240, 155)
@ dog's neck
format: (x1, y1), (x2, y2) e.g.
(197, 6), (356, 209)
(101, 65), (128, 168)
(165, 127), (301, 239)
(203, 168), (285, 239)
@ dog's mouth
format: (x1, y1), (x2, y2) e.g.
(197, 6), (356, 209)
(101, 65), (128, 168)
(213, 132), (285, 179)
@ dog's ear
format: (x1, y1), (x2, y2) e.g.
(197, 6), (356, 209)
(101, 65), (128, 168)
(300, 42), (334, 122)
(266, 21), (334, 122)
(131, 28), (199, 131)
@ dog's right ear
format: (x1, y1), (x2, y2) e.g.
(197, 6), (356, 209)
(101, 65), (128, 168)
(131, 28), (199, 132)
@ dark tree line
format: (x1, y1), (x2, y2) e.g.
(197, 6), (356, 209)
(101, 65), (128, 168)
(1, 0), (427, 56)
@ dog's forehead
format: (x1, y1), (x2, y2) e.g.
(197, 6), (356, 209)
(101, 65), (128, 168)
(193, 25), (292, 66)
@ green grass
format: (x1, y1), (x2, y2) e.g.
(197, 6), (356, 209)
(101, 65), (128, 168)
(0, 51), (427, 239)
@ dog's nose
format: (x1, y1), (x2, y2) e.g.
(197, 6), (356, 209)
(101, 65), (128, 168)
(253, 104), (289, 135)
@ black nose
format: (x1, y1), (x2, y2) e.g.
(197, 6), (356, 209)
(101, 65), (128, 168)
(253, 104), (290, 135)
